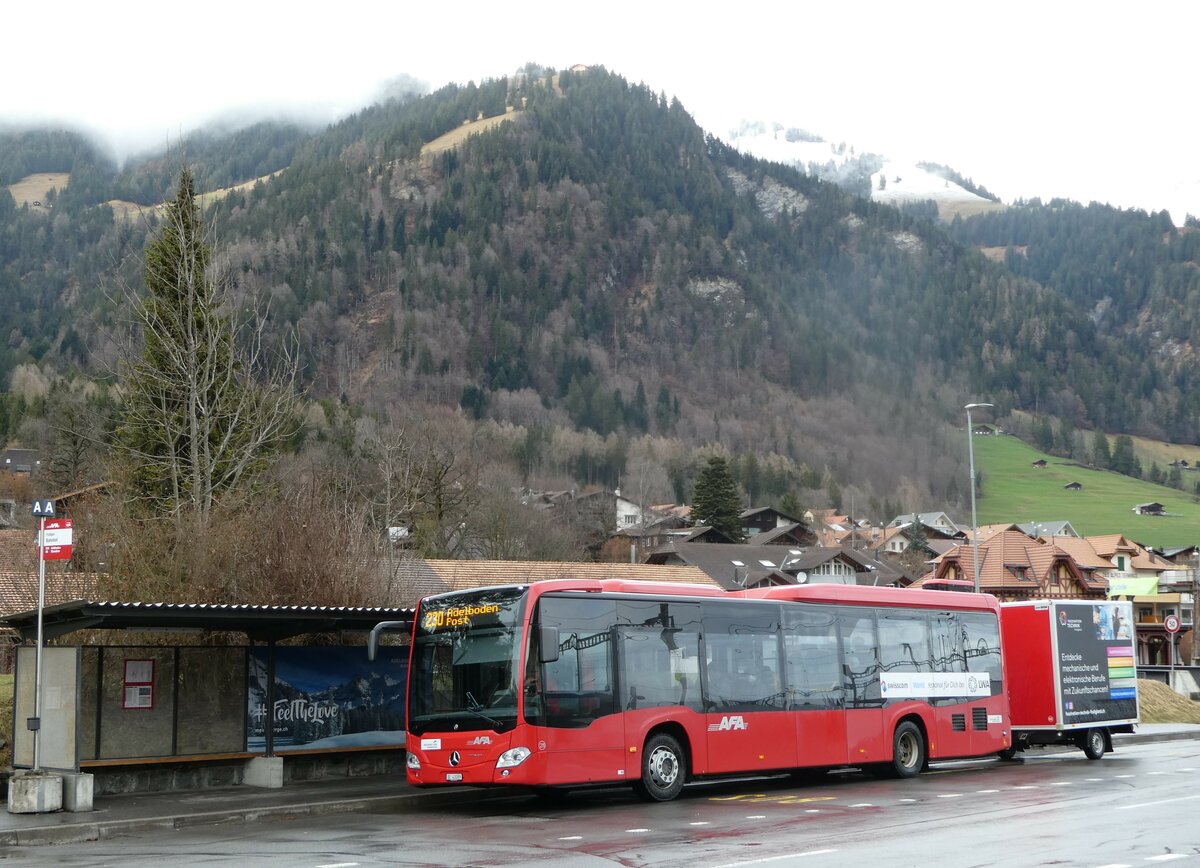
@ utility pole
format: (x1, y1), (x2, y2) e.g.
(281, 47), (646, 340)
(965, 403), (993, 593)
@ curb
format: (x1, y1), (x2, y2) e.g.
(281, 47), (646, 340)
(0, 785), (518, 847)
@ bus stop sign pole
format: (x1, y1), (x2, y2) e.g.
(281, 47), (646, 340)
(30, 498), (56, 773)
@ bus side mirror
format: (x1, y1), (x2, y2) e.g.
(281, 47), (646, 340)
(539, 625), (560, 663)
(368, 620), (410, 661)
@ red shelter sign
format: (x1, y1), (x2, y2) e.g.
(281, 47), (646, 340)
(39, 518), (73, 561)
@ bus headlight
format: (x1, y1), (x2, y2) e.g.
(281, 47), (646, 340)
(496, 747), (531, 769)
(407, 753), (421, 770)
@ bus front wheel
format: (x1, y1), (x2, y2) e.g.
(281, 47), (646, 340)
(890, 721), (925, 778)
(634, 732), (686, 801)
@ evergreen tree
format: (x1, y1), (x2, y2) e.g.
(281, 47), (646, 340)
(691, 455), (744, 541)
(1111, 435), (1137, 476)
(1091, 431), (1112, 469)
(115, 167), (299, 531)
(1033, 416), (1055, 454)
(1055, 418), (1077, 458)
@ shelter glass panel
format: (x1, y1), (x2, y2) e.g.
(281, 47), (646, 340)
(176, 647), (247, 754)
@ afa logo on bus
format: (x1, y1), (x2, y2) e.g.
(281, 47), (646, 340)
(708, 715), (749, 732)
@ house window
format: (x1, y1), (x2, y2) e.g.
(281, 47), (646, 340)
(1116, 556), (1127, 571)
(1139, 608), (1153, 622)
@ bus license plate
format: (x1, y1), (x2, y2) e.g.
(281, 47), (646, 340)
(446, 773), (463, 782)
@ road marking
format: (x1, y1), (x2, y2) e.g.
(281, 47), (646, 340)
(936, 793), (962, 799)
(1145, 771), (1167, 776)
(1116, 793), (1200, 811)
(1050, 781), (1073, 786)
(1092, 863), (1131, 867)
(626, 828), (651, 833)
(1114, 774), (1135, 779)
(745, 815), (766, 819)
(850, 803), (873, 807)
(712, 849), (838, 867)
(804, 809), (820, 813)
(711, 793), (768, 801)
(557, 836), (582, 841)
(1144, 855), (1187, 862)
(1085, 778), (1104, 782)
(898, 798), (917, 803)
(976, 789), (1000, 794)
(1012, 785), (1038, 790)
(316, 864), (359, 868)
(690, 822), (710, 826)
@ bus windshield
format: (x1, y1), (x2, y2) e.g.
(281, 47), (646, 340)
(408, 587), (527, 735)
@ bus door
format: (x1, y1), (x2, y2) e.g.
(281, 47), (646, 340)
(616, 600), (705, 772)
(837, 607), (884, 765)
(530, 597), (623, 785)
(701, 602), (796, 775)
(783, 606), (848, 768)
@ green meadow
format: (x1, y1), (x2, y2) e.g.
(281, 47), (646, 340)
(972, 435), (1200, 548)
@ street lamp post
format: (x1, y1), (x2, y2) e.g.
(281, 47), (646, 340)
(966, 402), (994, 593)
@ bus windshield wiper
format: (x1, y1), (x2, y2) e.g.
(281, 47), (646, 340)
(464, 691), (504, 729)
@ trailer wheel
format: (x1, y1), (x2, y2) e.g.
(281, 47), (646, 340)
(634, 732), (686, 801)
(890, 721), (925, 778)
(1082, 728), (1107, 760)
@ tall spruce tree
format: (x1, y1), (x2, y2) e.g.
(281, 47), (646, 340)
(691, 455), (744, 541)
(116, 167), (298, 532)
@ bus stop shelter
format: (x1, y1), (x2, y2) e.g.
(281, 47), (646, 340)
(2, 600), (414, 794)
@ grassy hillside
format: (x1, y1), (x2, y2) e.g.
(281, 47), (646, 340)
(973, 435), (1200, 547)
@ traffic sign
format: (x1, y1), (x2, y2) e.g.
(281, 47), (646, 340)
(1164, 614), (1181, 634)
(31, 499), (55, 517)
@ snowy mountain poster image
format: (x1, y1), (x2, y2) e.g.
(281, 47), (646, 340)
(247, 647), (408, 752)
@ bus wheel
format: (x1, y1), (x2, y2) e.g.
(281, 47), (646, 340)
(997, 747), (1019, 761)
(635, 733), (686, 801)
(890, 721), (925, 778)
(1082, 728), (1107, 760)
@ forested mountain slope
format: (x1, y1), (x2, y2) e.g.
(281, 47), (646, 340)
(2, 67), (1197, 512)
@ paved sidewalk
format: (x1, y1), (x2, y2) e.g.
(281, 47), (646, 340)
(2, 724), (1196, 847)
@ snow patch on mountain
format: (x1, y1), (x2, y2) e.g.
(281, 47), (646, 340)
(726, 121), (994, 210)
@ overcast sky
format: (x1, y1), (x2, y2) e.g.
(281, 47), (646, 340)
(5, 1), (1197, 220)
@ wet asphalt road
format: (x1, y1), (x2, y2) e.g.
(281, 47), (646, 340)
(7, 740), (1200, 867)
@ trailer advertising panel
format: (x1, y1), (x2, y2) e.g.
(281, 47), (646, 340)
(1053, 601), (1138, 725)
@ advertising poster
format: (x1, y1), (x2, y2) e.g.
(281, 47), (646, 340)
(247, 647), (408, 752)
(1055, 602), (1138, 723)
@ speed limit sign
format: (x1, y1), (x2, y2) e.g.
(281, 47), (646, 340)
(1164, 614), (1181, 634)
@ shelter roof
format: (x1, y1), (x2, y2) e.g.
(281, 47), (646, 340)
(0, 600), (415, 642)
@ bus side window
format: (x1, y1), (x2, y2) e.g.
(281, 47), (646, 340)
(837, 607), (881, 707)
(783, 606), (841, 710)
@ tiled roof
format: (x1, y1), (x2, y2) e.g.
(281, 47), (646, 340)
(0, 572), (99, 616)
(1085, 535), (1168, 571)
(1045, 536), (1113, 570)
(932, 530), (1093, 593)
(0, 529), (99, 614)
(387, 558), (719, 607)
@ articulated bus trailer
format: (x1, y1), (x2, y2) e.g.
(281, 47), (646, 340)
(1000, 599), (1139, 760)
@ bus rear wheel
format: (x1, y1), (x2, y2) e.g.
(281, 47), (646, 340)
(890, 721), (925, 778)
(634, 733), (686, 802)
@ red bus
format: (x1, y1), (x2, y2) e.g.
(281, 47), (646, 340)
(400, 579), (1010, 800)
